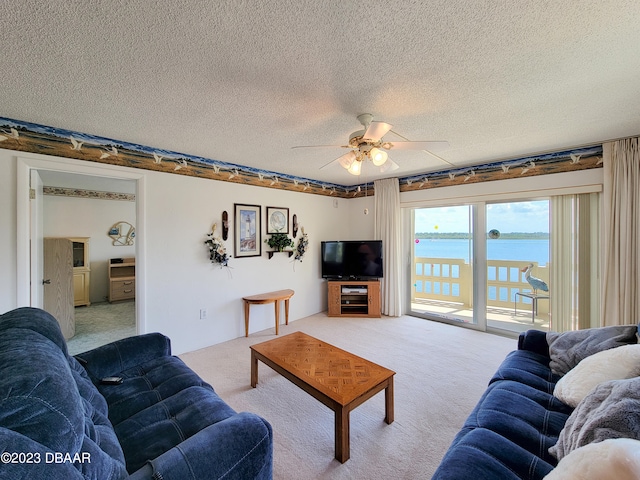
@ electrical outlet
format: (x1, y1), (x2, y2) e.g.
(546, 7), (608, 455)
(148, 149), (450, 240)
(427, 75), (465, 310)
(199, 309), (207, 320)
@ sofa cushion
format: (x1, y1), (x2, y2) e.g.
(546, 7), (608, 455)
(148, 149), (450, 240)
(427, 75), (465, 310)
(550, 376), (640, 460)
(97, 354), (237, 473)
(116, 385), (238, 472)
(69, 358), (128, 465)
(460, 380), (571, 463)
(433, 427), (555, 480)
(544, 438), (640, 480)
(99, 355), (225, 423)
(491, 350), (560, 393)
(553, 344), (640, 407)
(547, 325), (638, 377)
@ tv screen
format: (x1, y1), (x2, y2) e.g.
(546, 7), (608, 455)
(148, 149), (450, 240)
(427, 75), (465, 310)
(321, 240), (383, 279)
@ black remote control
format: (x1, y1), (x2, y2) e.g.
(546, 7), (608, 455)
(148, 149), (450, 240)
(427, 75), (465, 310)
(100, 376), (123, 385)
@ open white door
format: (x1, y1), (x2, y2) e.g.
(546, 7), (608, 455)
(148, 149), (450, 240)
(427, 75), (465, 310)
(30, 169), (44, 307)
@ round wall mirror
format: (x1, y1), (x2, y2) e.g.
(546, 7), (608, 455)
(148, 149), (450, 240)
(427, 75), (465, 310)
(109, 221), (135, 246)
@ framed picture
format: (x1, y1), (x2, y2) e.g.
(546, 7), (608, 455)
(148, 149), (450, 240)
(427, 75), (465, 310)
(266, 206), (289, 234)
(234, 204), (261, 258)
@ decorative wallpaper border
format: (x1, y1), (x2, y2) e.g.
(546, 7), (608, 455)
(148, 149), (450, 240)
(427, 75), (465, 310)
(1, 117), (602, 199)
(43, 186), (135, 201)
(399, 146), (602, 193)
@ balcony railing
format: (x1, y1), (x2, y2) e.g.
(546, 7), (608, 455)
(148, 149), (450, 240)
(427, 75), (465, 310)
(412, 257), (549, 316)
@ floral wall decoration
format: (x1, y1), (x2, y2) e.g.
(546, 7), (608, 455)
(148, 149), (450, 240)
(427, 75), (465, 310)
(205, 223), (231, 269)
(294, 226), (308, 262)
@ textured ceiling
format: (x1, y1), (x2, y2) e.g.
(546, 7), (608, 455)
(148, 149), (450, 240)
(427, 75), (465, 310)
(1, 1), (639, 186)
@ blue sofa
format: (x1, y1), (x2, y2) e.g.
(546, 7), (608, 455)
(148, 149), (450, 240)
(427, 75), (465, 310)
(0, 307), (273, 479)
(432, 327), (639, 480)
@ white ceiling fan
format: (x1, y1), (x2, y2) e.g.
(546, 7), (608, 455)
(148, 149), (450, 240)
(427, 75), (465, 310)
(293, 113), (450, 176)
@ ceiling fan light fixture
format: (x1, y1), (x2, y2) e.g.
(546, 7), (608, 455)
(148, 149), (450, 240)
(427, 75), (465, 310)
(347, 160), (362, 175)
(369, 147), (388, 166)
(338, 150), (357, 170)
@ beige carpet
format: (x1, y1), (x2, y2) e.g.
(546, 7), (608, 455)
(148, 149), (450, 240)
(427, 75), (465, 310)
(180, 313), (515, 480)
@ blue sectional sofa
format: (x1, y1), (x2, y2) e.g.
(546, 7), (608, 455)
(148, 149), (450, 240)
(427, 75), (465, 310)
(0, 307), (273, 479)
(432, 326), (640, 480)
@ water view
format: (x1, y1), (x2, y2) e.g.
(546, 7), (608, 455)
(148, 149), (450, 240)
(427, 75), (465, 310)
(414, 237), (549, 265)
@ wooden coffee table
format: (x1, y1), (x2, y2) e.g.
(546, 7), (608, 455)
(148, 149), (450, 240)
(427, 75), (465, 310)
(250, 331), (395, 463)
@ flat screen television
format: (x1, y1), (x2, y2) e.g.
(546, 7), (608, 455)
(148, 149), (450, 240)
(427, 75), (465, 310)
(321, 240), (383, 280)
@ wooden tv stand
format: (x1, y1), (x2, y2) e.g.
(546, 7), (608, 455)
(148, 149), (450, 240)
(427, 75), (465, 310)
(327, 280), (381, 318)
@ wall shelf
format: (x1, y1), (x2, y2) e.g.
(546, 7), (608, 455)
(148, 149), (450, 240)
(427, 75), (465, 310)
(268, 251), (294, 259)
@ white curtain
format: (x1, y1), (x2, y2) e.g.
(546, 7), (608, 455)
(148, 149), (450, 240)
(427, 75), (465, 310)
(374, 178), (402, 316)
(550, 193), (600, 332)
(601, 138), (640, 326)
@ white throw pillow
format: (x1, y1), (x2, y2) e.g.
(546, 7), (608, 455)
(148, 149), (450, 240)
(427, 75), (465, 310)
(553, 344), (640, 407)
(544, 438), (640, 480)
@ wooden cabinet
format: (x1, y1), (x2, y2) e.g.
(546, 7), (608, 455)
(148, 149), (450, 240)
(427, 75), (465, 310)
(69, 237), (91, 307)
(109, 258), (135, 302)
(327, 280), (381, 318)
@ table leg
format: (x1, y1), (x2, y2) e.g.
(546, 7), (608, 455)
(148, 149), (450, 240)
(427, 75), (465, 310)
(250, 350), (258, 387)
(385, 377), (395, 424)
(274, 300), (280, 335)
(335, 406), (350, 463)
(284, 297), (290, 326)
(531, 297), (536, 323)
(244, 301), (250, 337)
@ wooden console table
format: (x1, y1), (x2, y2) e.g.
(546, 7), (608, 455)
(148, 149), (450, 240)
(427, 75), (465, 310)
(242, 289), (294, 337)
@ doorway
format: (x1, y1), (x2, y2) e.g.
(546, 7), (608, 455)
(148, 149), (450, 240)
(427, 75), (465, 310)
(16, 156), (145, 345)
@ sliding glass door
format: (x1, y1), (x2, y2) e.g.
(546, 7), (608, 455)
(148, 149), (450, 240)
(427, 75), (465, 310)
(408, 199), (551, 335)
(410, 205), (477, 325)
(485, 201), (550, 333)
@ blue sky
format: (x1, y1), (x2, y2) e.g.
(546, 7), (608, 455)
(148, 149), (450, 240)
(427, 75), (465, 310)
(414, 201), (550, 233)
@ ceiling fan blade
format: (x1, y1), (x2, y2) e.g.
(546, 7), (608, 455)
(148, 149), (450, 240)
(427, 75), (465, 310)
(385, 140), (450, 152)
(362, 121), (393, 142)
(292, 144), (350, 149)
(379, 157), (399, 173)
(319, 150), (356, 170)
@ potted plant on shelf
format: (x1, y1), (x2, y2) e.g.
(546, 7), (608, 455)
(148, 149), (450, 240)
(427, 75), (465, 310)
(265, 232), (294, 252)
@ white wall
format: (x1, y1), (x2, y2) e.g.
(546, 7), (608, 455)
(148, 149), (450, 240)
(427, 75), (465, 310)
(43, 194), (136, 303)
(142, 169), (351, 353)
(345, 195), (376, 240)
(1, 149), (353, 354)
